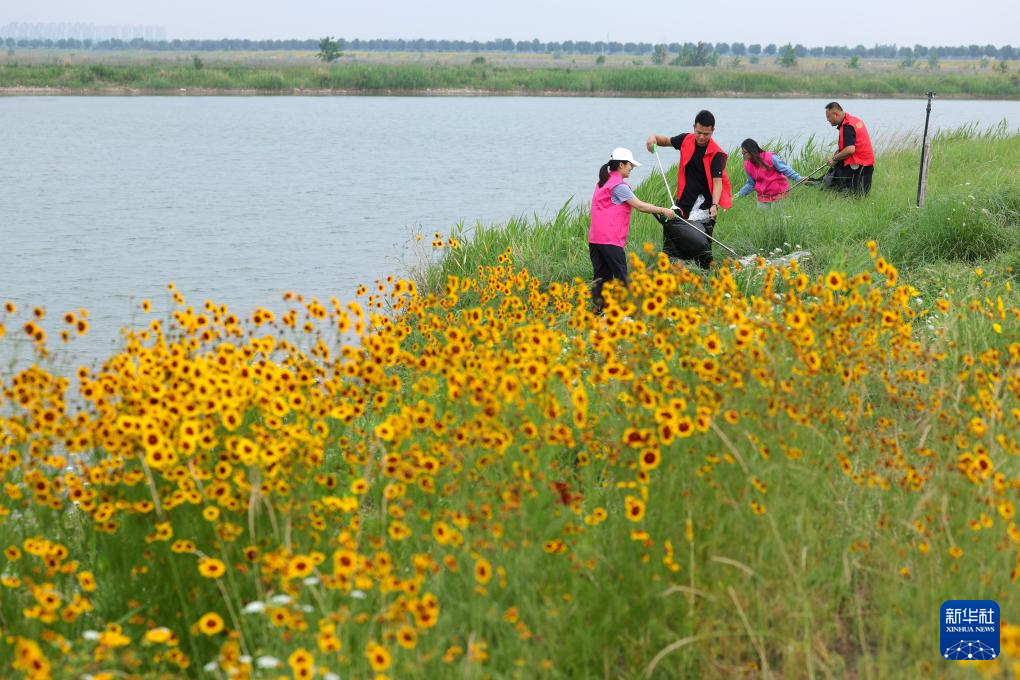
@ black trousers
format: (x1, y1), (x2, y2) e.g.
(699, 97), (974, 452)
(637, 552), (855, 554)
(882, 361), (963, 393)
(589, 243), (628, 312)
(831, 163), (874, 196)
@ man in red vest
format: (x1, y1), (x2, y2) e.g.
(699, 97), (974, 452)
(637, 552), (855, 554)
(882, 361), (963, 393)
(825, 102), (875, 196)
(645, 110), (732, 222)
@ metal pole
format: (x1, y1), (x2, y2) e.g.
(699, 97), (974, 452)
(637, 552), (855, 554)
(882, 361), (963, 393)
(652, 146), (679, 209)
(916, 91), (936, 207)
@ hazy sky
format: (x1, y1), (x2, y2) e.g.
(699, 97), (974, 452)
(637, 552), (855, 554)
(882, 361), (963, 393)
(7, 0), (1020, 46)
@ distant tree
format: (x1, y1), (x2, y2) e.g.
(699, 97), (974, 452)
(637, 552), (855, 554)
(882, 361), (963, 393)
(731, 42), (746, 56)
(471, 56), (486, 65)
(748, 43), (761, 55)
(996, 60), (1009, 73)
(928, 51), (940, 69)
(794, 43), (807, 57)
(671, 42), (717, 66)
(777, 43), (797, 67)
(714, 42), (730, 55)
(192, 54), (204, 70)
(1000, 45), (1016, 60)
(764, 43), (777, 56)
(847, 55), (860, 69)
(809, 46), (823, 57)
(595, 54), (606, 65)
(652, 44), (668, 65)
(317, 36), (341, 62)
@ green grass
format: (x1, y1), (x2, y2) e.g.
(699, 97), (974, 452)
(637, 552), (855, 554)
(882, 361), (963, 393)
(2, 60), (1019, 97)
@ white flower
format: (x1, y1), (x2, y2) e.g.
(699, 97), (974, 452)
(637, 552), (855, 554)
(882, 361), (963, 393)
(239, 655), (252, 664)
(350, 589), (367, 599)
(300, 604), (314, 613)
(324, 673), (341, 680)
(256, 656), (281, 669)
(269, 594), (292, 605)
(203, 660), (218, 672)
(302, 576), (320, 586)
(242, 600), (266, 614)
(82, 630), (101, 641)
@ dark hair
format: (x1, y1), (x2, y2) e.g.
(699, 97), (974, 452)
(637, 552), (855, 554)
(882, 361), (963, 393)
(740, 138), (768, 169)
(694, 110), (715, 128)
(825, 102), (843, 112)
(598, 159), (625, 187)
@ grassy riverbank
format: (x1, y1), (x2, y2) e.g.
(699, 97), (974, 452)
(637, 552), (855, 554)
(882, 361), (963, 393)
(1, 128), (1019, 679)
(418, 124), (1020, 299)
(2, 58), (1020, 97)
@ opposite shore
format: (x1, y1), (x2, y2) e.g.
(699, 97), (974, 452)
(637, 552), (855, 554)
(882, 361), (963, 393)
(4, 85), (1020, 98)
(3, 61), (1019, 98)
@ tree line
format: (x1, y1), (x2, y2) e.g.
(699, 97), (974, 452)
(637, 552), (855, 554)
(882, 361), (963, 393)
(2, 36), (1018, 61)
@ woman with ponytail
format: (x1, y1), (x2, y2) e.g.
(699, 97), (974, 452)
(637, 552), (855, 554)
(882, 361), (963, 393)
(589, 147), (677, 313)
(735, 138), (807, 205)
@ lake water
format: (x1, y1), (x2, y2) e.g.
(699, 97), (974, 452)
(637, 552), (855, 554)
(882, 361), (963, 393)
(2, 95), (1019, 366)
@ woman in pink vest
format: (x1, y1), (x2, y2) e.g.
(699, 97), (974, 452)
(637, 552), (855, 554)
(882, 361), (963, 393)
(734, 138), (806, 205)
(589, 147), (677, 312)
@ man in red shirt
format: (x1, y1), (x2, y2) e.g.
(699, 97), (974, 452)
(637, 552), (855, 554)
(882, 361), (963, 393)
(825, 102), (875, 196)
(645, 110), (732, 221)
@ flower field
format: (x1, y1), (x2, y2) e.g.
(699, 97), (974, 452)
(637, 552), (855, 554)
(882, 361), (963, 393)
(1, 239), (1019, 678)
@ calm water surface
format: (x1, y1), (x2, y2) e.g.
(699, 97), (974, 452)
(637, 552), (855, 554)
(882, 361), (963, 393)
(2, 95), (1019, 366)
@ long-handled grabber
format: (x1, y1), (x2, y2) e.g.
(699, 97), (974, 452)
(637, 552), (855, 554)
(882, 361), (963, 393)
(788, 161), (830, 191)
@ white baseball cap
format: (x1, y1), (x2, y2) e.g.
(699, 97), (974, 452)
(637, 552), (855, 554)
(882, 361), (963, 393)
(610, 147), (641, 166)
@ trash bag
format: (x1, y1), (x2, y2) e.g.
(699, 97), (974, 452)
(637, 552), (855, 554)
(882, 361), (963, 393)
(656, 214), (713, 266)
(819, 167), (838, 190)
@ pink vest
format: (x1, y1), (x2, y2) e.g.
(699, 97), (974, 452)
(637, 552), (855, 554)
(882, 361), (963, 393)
(589, 172), (632, 248)
(743, 151), (790, 203)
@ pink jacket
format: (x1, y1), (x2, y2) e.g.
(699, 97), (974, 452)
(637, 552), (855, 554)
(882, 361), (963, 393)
(589, 172), (632, 248)
(743, 151), (790, 203)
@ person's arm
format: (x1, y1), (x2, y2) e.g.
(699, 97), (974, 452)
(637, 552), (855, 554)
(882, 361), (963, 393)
(710, 179), (723, 217)
(645, 134), (674, 152)
(735, 173), (755, 199)
(829, 125), (856, 166)
(626, 197), (676, 219)
(771, 155), (803, 183)
(709, 152), (726, 217)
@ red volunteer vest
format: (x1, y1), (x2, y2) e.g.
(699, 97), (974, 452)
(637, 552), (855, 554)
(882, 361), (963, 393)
(838, 113), (875, 167)
(676, 134), (732, 210)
